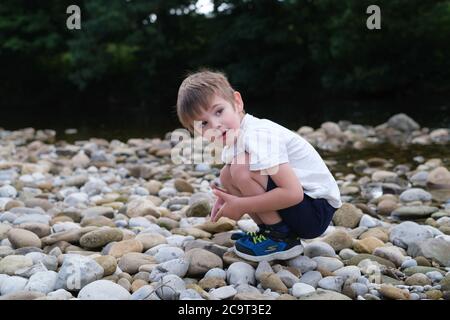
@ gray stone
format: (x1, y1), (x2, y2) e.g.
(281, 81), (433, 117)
(292, 283), (316, 298)
(255, 261), (273, 282)
(399, 189), (432, 202)
(418, 237), (450, 267)
(298, 288), (352, 300)
(55, 254), (104, 290)
(387, 113), (420, 132)
(210, 285), (237, 300)
(47, 289), (73, 300)
(204, 268), (226, 280)
(0, 185), (17, 198)
(78, 280), (131, 300)
(154, 247), (185, 263)
(0, 255), (33, 275)
(311, 257), (344, 273)
(24, 271), (58, 294)
(333, 266), (361, 280)
(392, 206), (439, 219)
(299, 271), (323, 288)
(153, 258), (190, 279)
(389, 221), (434, 249)
(359, 215), (380, 228)
(131, 285), (160, 300)
(156, 274), (186, 300)
(304, 241), (336, 258)
(373, 246), (407, 267)
(276, 269), (300, 288)
(25, 252), (58, 271)
(0, 276), (28, 295)
(318, 276), (345, 292)
(226, 262), (256, 286)
(401, 259), (418, 269)
(287, 255), (317, 273)
(13, 214), (50, 225)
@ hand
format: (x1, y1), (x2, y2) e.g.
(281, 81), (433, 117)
(211, 188), (245, 222)
(210, 196), (225, 221)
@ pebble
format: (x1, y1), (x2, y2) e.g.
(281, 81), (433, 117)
(78, 280), (131, 300)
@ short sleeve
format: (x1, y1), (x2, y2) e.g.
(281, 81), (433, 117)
(244, 128), (289, 171)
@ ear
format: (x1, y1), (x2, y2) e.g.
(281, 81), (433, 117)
(233, 91), (244, 113)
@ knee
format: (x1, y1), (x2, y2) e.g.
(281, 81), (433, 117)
(229, 164), (252, 185)
(219, 165), (233, 186)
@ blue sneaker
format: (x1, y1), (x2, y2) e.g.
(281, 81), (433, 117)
(234, 230), (302, 262)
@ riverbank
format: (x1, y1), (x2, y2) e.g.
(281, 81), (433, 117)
(0, 113), (449, 300)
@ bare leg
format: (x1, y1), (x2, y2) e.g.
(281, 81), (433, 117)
(220, 165), (264, 225)
(229, 153), (283, 226)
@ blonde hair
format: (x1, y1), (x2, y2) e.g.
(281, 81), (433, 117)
(176, 69), (243, 132)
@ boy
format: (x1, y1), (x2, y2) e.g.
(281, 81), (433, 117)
(176, 69), (342, 262)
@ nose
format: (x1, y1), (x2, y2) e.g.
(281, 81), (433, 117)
(209, 118), (222, 130)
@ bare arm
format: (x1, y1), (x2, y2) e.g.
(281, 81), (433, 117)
(239, 163), (304, 214)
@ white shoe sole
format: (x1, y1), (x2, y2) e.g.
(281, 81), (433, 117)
(233, 245), (303, 262)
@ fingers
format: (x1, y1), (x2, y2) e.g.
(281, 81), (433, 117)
(212, 206), (224, 223)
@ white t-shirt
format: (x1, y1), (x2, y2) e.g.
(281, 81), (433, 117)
(221, 113), (342, 208)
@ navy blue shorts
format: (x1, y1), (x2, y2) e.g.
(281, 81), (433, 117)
(266, 176), (336, 239)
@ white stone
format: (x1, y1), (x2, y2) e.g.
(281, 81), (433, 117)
(24, 271), (58, 294)
(210, 285), (237, 299)
(78, 280), (131, 300)
(292, 283), (316, 297)
(226, 262), (256, 286)
(0, 276), (28, 295)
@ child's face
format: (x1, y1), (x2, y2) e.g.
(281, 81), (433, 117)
(194, 92), (244, 146)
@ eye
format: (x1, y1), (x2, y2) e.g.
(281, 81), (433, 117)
(215, 108), (223, 116)
(201, 121), (208, 127)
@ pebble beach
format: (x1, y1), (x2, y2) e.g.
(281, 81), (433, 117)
(1, 113), (450, 300)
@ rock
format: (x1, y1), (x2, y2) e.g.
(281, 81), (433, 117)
(78, 280), (131, 300)
(403, 266), (446, 276)
(135, 233), (167, 251)
(0, 223), (12, 240)
(255, 261), (273, 282)
(339, 248), (358, 260)
(399, 188), (432, 202)
(298, 288), (352, 300)
(259, 272), (288, 293)
(55, 254), (104, 291)
(0, 276), (28, 295)
(41, 228), (84, 246)
(80, 216), (116, 228)
(185, 248), (223, 277)
(0, 291), (45, 300)
(126, 198), (160, 218)
(150, 258), (189, 280)
(156, 274), (186, 300)
(47, 289), (73, 300)
(94, 255), (117, 276)
(292, 283), (316, 297)
(440, 275), (450, 291)
(332, 203), (363, 228)
(386, 113), (419, 132)
(174, 179), (194, 193)
(299, 271), (322, 288)
(426, 290), (443, 300)
(379, 284), (410, 300)
(154, 247), (185, 263)
(346, 254), (396, 268)
(233, 293), (275, 300)
(227, 262), (256, 286)
(23, 271), (58, 294)
(131, 285), (160, 300)
(183, 239), (227, 257)
(401, 259), (418, 269)
(25, 252), (58, 271)
(195, 218), (235, 233)
(0, 185), (17, 198)
(185, 200), (211, 217)
(359, 228), (389, 243)
(322, 230), (354, 252)
(418, 237), (450, 267)
(427, 167), (450, 189)
(198, 277), (227, 290)
(287, 255), (317, 273)
(405, 273), (432, 286)
(318, 276), (345, 292)
(359, 215), (380, 228)
(377, 199), (399, 215)
(18, 223), (51, 238)
(311, 257), (344, 273)
(372, 171), (398, 182)
(79, 227), (123, 249)
(0, 255), (33, 275)
(389, 221), (434, 249)
(353, 237), (385, 254)
(304, 241), (336, 258)
(204, 268), (227, 280)
(109, 239), (144, 258)
(64, 192), (88, 207)
(118, 253), (156, 274)
(373, 246), (407, 267)
(414, 256), (432, 267)
(7, 228), (42, 249)
(276, 269), (300, 288)
(333, 266), (361, 281)
(392, 206), (439, 219)
(210, 285), (237, 299)
(158, 187), (177, 199)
